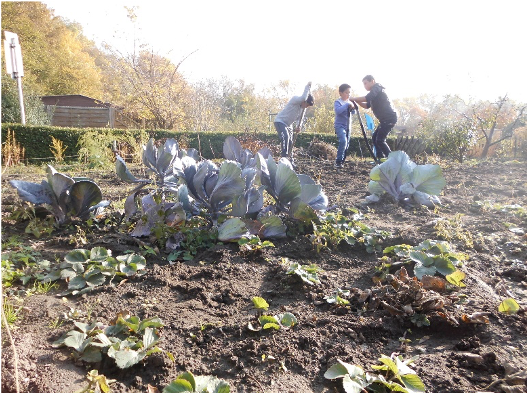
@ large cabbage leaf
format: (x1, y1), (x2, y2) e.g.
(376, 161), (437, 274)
(209, 161), (245, 211)
(370, 151), (415, 199)
(9, 180), (53, 205)
(68, 181), (104, 219)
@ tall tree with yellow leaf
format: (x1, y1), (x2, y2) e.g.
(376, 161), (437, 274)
(1, 2), (104, 97)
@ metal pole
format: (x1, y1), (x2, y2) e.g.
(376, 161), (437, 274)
(16, 74), (25, 125)
(9, 37), (25, 124)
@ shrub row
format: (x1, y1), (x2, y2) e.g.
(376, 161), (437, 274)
(1, 123), (392, 162)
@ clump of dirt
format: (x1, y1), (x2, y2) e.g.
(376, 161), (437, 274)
(306, 138), (337, 160)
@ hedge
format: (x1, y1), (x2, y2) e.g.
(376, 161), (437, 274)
(1, 123), (393, 162)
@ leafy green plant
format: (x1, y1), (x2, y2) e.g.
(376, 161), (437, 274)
(324, 288), (350, 306)
(223, 135), (271, 170)
(24, 214), (56, 238)
(366, 150), (446, 207)
(164, 371), (230, 393)
(247, 296), (297, 332)
(311, 212), (390, 254)
(410, 313), (431, 327)
(354, 224), (390, 254)
(1, 241), (50, 287)
(325, 354), (425, 393)
(42, 247), (146, 295)
(286, 261), (322, 286)
(311, 213), (357, 252)
(248, 312), (298, 332)
(9, 203), (56, 238)
(382, 239), (467, 282)
(115, 138), (194, 237)
(237, 235), (274, 253)
(52, 314), (172, 369)
(255, 152), (328, 219)
(9, 165), (109, 225)
(167, 217), (219, 262)
(217, 214), (287, 242)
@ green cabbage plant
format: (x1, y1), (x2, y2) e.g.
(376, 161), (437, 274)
(366, 151), (446, 207)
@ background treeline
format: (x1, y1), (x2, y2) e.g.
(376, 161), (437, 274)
(2, 2), (527, 162)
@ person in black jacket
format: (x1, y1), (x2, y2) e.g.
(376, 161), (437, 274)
(351, 75), (397, 159)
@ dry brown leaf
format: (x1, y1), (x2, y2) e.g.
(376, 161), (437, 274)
(110, 309), (131, 325)
(421, 275), (447, 292)
(461, 312), (490, 324)
(421, 298), (445, 311)
(147, 384), (160, 393)
(398, 267), (409, 282)
(358, 289), (371, 303)
(381, 301), (405, 315)
(437, 311), (460, 326)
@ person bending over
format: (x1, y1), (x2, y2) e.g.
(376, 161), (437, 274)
(274, 82), (314, 165)
(351, 75), (397, 160)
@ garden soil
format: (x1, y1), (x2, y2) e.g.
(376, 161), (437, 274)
(1, 156), (526, 393)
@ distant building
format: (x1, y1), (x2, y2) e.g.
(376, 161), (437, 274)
(41, 95), (129, 128)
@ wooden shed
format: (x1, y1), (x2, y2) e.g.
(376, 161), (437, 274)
(41, 95), (128, 128)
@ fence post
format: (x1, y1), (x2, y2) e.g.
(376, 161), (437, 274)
(109, 106), (115, 128)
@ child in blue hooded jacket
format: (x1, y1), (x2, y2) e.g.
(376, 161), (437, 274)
(334, 83), (355, 168)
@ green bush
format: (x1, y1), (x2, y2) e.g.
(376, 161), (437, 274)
(416, 118), (477, 163)
(1, 123), (393, 162)
(1, 78), (51, 125)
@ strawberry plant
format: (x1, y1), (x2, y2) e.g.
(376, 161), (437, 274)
(310, 212), (390, 254)
(324, 288), (351, 306)
(325, 354), (425, 393)
(286, 261), (322, 286)
(237, 235), (274, 254)
(42, 247), (146, 295)
(247, 312), (298, 332)
(382, 239), (467, 282)
(52, 313), (172, 369)
(164, 371), (230, 393)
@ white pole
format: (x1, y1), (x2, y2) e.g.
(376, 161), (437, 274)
(16, 73), (26, 125)
(5, 34), (26, 124)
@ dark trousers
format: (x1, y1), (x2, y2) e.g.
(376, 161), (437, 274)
(372, 122), (395, 159)
(274, 121), (293, 157)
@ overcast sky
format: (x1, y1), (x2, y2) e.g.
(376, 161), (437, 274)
(41, 0), (527, 102)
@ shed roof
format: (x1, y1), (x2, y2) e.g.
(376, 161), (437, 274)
(41, 95), (113, 108)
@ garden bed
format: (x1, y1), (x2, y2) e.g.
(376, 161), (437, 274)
(1, 155), (526, 393)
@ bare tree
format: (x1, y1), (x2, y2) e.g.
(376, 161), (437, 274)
(462, 95), (526, 158)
